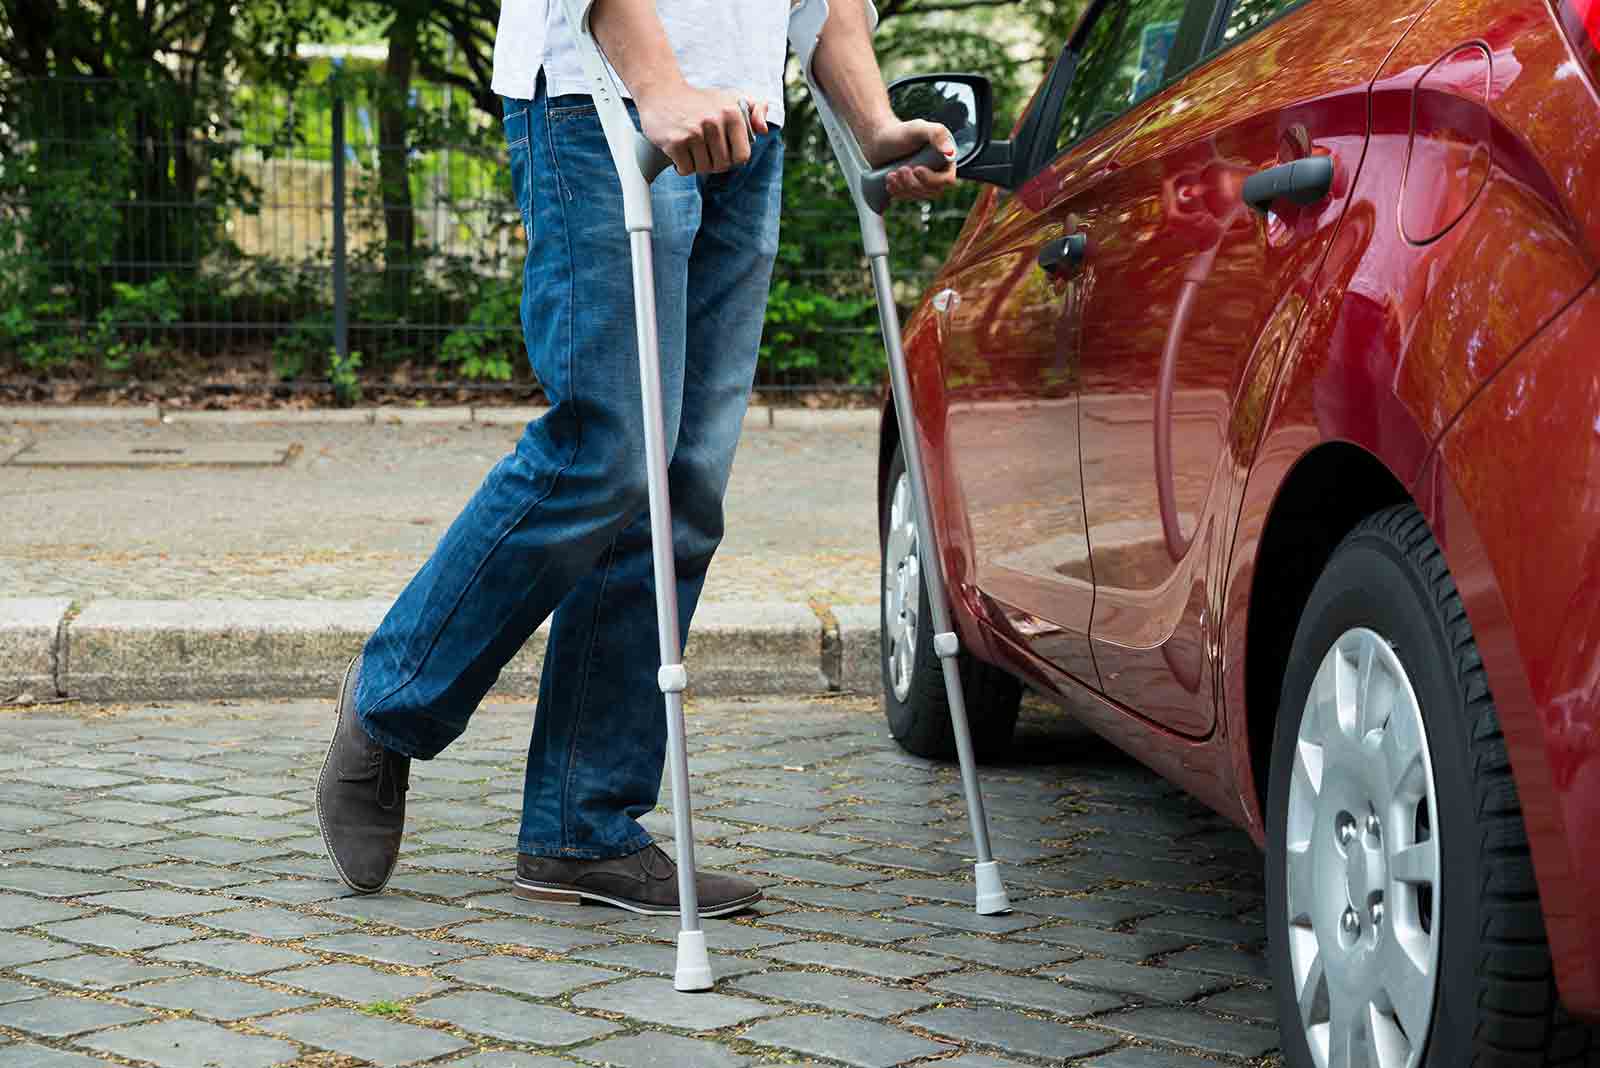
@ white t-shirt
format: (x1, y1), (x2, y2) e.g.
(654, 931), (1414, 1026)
(491, 1), (790, 127)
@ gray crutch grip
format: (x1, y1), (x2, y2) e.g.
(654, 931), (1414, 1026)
(860, 143), (953, 214)
(635, 100), (759, 182)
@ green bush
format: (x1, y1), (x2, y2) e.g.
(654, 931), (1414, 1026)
(439, 280), (521, 381)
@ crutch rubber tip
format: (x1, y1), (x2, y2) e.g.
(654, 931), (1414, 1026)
(973, 860), (1012, 915)
(673, 929), (714, 992)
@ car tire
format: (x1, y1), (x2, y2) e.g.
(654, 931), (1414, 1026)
(1266, 504), (1597, 1068)
(880, 445), (1020, 761)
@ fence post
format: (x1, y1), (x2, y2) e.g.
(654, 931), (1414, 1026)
(331, 69), (349, 363)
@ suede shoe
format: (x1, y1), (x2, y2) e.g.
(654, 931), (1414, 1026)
(513, 844), (761, 916)
(316, 654), (409, 894)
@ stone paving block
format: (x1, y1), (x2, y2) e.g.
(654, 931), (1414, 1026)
(742, 1014), (950, 1068)
(42, 914), (197, 951)
(189, 795), (304, 817)
(580, 1032), (751, 1068)
(1199, 984), (1275, 1022)
(409, 851), (505, 873)
(3, 768), (137, 790)
(18, 845), (166, 872)
(447, 919), (611, 952)
(1020, 925), (1188, 962)
(0, 933), (80, 967)
(908, 933), (1076, 971)
(713, 804), (824, 830)
(928, 970), (1124, 1017)
(1101, 1006), (1278, 1058)
(271, 962), (455, 1002)
(601, 916), (793, 952)
(315, 894), (478, 930)
(78, 1018), (300, 1068)
(417, 991), (621, 1046)
(438, 957), (614, 998)
(151, 937), (317, 975)
(0, 994), (150, 1037)
(153, 837), (284, 865)
(569, 943), (764, 980)
(730, 830), (859, 857)
(758, 910), (933, 945)
(0, 1044), (119, 1067)
(1082, 1049), (1229, 1068)
(262, 1006), (472, 1066)
(906, 1005), (1119, 1061)
(886, 904), (1045, 936)
(1135, 913), (1264, 946)
(759, 941), (957, 981)
(306, 932), (483, 967)
(1161, 946), (1269, 981)
(0, 804), (71, 831)
(1100, 885), (1257, 918)
(733, 970), (938, 1019)
(931, 1056), (1036, 1068)
(765, 885), (909, 912)
(739, 857), (883, 887)
(64, 799), (189, 824)
(18, 954), (188, 990)
(440, 1056), (577, 1068)
(0, 598), (68, 698)
(83, 888), (236, 917)
(413, 828), (511, 852)
(456, 892), (606, 925)
(0, 979), (45, 1004)
(197, 905), (348, 940)
(246, 855), (332, 879)
(389, 873), (505, 898)
(121, 974), (316, 1019)
(0, 892), (85, 928)
(867, 877), (982, 905)
(1047, 958), (1230, 1003)
(1015, 896), (1153, 928)
(844, 846), (965, 875)
(572, 977), (775, 1030)
(172, 814), (304, 840)
(107, 783), (218, 804)
(118, 864), (261, 890)
(229, 879), (347, 905)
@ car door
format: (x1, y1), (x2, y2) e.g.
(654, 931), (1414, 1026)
(1052, 0), (1402, 736)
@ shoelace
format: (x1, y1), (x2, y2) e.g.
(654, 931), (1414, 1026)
(372, 749), (410, 811)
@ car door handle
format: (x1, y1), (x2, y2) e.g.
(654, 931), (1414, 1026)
(1242, 155), (1334, 213)
(1038, 233), (1087, 276)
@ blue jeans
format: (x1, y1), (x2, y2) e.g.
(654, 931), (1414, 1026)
(356, 81), (783, 859)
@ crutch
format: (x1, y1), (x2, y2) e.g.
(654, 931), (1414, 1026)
(789, 0), (1010, 915)
(559, 0), (751, 991)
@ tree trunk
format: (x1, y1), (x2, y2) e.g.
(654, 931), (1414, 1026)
(379, 5), (419, 318)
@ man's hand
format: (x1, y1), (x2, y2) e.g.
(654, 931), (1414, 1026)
(863, 118), (959, 201)
(635, 82), (771, 176)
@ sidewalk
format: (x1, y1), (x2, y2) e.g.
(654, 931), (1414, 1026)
(1, 409), (882, 702)
(0, 694), (1278, 1067)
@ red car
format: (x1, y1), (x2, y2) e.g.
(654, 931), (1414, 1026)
(876, 0), (1600, 1064)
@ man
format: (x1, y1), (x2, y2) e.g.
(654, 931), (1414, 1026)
(315, 0), (956, 915)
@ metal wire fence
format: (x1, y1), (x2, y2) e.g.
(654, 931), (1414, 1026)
(0, 75), (972, 399)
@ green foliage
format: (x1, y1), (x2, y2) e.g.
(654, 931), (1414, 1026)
(439, 280), (520, 381)
(761, 278), (881, 385)
(329, 347), (364, 406)
(358, 1001), (406, 1017)
(272, 318), (334, 382)
(95, 280), (182, 371)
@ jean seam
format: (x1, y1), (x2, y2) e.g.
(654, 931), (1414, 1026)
(560, 532), (619, 852)
(516, 830), (652, 861)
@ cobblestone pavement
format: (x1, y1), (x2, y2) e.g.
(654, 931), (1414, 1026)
(0, 695), (1281, 1067)
(0, 420), (879, 606)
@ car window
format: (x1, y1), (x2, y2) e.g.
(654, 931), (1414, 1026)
(1054, 0), (1191, 154)
(1217, 0), (1305, 45)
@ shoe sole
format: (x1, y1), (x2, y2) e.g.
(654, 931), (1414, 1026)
(315, 654), (394, 897)
(512, 878), (762, 917)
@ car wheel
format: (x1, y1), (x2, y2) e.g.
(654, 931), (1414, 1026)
(880, 445), (1020, 761)
(1267, 505), (1596, 1068)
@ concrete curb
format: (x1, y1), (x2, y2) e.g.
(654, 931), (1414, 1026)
(2, 598), (881, 703)
(0, 405), (879, 431)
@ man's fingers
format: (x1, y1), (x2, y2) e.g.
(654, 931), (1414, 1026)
(702, 116), (731, 172)
(669, 143), (696, 176)
(726, 106), (751, 166)
(751, 100), (771, 135)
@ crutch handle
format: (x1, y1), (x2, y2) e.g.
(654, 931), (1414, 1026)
(635, 100), (759, 182)
(860, 142), (953, 214)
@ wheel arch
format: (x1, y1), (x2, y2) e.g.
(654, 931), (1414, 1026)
(876, 393), (900, 545)
(1242, 441), (1411, 823)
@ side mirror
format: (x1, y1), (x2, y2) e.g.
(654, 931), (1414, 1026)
(886, 73), (1014, 191)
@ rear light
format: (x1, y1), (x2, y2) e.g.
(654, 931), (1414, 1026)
(1555, 0), (1600, 91)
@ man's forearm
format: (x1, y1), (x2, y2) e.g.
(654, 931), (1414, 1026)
(588, 0), (687, 100)
(809, 0), (898, 149)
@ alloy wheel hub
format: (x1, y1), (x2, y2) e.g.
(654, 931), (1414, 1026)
(1285, 628), (1441, 1068)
